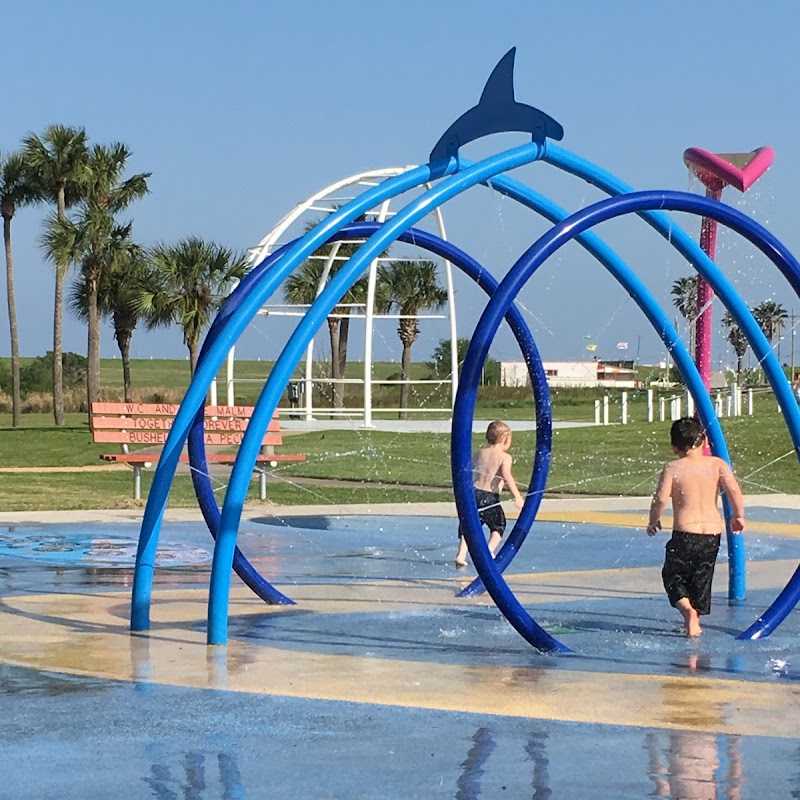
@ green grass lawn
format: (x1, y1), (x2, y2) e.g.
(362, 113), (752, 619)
(0, 357), (795, 511)
(0, 406), (796, 511)
(273, 415), (799, 497)
(4, 355), (784, 423)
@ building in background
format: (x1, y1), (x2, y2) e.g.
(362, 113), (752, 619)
(500, 359), (636, 389)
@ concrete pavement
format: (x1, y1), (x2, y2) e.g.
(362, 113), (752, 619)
(3, 496), (800, 797)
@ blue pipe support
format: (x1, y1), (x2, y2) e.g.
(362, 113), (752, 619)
(206, 142), (556, 646)
(544, 145), (747, 600)
(131, 160), (459, 631)
(452, 227), (727, 648)
(189, 241), (298, 605)
(190, 171), (722, 611)
(185, 161), (726, 608)
(454, 165), (728, 598)
(186, 223), (552, 609)
(141, 139), (748, 627)
(203, 143), (739, 649)
(139, 145), (792, 648)
(457, 189), (800, 651)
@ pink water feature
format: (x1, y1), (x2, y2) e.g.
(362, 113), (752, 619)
(683, 147), (775, 392)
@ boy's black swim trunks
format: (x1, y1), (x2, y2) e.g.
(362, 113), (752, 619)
(662, 530), (721, 616)
(458, 488), (506, 538)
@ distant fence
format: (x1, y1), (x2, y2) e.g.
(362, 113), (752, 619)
(593, 383), (769, 425)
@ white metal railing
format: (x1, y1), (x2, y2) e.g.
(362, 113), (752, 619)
(589, 383), (764, 427)
(284, 406), (453, 418)
(235, 166), (458, 428)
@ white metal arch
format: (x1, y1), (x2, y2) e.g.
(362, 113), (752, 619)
(229, 167), (459, 426)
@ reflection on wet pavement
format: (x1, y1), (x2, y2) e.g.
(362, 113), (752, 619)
(3, 512), (800, 798)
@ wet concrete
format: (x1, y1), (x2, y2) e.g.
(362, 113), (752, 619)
(2, 500), (800, 798)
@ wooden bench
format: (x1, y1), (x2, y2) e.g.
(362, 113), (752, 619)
(90, 402), (306, 500)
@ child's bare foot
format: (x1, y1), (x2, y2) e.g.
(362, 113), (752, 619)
(454, 559), (467, 568)
(676, 598), (702, 637)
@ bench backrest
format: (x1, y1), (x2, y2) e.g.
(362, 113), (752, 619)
(90, 403), (283, 447)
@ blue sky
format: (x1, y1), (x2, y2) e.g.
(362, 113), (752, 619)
(2, 0), (800, 371)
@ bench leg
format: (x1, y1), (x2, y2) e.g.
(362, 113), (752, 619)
(259, 469), (267, 501)
(133, 465), (142, 501)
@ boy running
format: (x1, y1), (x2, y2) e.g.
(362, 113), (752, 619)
(455, 420), (525, 568)
(647, 417), (745, 637)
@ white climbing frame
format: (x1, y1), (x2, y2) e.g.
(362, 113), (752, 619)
(226, 167), (459, 423)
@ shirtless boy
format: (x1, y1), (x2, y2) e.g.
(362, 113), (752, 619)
(455, 420), (525, 568)
(647, 417), (745, 637)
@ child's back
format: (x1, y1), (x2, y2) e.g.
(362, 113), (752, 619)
(472, 445), (512, 495)
(661, 452), (739, 535)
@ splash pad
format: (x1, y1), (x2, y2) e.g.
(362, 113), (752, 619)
(131, 49), (800, 653)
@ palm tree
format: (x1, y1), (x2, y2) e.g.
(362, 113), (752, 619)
(671, 275), (698, 356)
(752, 299), (789, 371)
(377, 259), (448, 419)
(42, 143), (150, 411)
(139, 237), (249, 374)
(283, 217), (375, 408)
(283, 256), (338, 402)
(283, 251), (369, 408)
(68, 249), (153, 402)
(752, 299), (788, 344)
(22, 125), (89, 425)
(0, 151), (38, 426)
(721, 310), (749, 381)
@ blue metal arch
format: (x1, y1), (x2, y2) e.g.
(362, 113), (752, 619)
(455, 189), (800, 652)
(188, 168), (731, 613)
(131, 160), (461, 631)
(206, 143), (552, 644)
(185, 222), (555, 617)
(135, 143), (769, 642)
(203, 142), (730, 646)
(190, 238), (298, 606)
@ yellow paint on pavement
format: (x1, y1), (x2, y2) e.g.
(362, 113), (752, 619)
(2, 566), (800, 738)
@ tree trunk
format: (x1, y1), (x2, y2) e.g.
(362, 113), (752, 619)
(399, 341), (413, 420)
(189, 340), (200, 376)
(327, 317), (340, 406)
(52, 186), (67, 426)
(397, 318), (419, 420)
(86, 270), (101, 421)
(736, 355), (743, 383)
(335, 315), (350, 409)
(3, 215), (21, 427)
(52, 268), (65, 425)
(115, 325), (133, 403)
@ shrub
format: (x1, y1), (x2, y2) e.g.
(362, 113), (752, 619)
(0, 361), (10, 395)
(19, 352), (87, 396)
